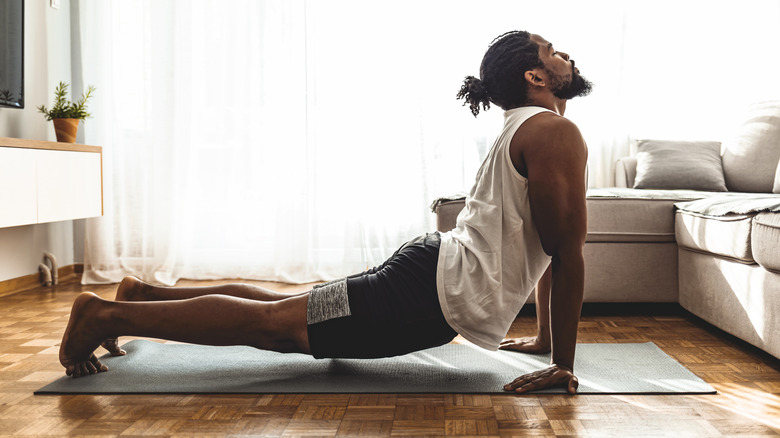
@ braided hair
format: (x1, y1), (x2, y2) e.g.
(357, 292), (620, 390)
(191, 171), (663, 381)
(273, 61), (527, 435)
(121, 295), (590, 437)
(457, 31), (543, 117)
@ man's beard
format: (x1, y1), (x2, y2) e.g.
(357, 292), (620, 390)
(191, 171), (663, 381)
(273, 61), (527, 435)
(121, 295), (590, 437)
(548, 64), (593, 100)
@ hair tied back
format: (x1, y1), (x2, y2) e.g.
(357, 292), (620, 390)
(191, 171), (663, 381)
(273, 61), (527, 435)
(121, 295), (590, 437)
(457, 76), (491, 117)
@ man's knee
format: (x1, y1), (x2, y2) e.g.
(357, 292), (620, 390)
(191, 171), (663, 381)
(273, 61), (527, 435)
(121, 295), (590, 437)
(253, 295), (310, 354)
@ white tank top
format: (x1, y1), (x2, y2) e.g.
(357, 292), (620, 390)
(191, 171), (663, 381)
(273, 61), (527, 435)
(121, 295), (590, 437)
(436, 106), (553, 350)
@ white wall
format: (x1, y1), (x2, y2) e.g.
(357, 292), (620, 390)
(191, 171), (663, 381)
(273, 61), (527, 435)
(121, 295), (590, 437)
(0, 0), (81, 282)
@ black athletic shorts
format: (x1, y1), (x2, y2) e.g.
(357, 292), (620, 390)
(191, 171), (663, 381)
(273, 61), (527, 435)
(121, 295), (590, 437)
(306, 232), (457, 359)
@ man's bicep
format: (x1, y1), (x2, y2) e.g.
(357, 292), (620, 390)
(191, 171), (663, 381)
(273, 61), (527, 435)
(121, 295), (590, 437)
(528, 172), (586, 257)
(526, 124), (588, 257)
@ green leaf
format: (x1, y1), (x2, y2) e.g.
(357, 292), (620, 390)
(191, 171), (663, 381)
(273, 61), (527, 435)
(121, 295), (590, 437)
(38, 81), (96, 121)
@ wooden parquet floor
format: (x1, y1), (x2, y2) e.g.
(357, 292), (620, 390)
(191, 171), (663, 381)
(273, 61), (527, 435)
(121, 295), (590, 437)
(0, 276), (779, 437)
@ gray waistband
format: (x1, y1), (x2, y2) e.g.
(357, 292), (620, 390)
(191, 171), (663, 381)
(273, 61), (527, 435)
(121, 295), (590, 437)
(307, 278), (350, 325)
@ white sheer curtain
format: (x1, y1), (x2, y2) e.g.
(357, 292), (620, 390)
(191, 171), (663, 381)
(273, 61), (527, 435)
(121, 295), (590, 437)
(75, 0), (780, 285)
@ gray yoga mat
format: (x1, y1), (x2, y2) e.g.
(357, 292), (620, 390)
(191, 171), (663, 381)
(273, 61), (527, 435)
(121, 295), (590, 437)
(36, 340), (715, 395)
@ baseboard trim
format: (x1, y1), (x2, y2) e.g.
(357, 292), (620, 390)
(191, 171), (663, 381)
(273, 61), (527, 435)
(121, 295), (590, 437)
(0, 264), (83, 297)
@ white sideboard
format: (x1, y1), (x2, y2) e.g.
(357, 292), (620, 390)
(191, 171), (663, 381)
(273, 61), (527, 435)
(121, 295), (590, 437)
(0, 137), (103, 228)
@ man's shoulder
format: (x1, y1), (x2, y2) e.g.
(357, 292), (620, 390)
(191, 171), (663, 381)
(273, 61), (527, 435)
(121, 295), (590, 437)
(509, 109), (586, 176)
(514, 111), (585, 154)
(523, 111), (580, 136)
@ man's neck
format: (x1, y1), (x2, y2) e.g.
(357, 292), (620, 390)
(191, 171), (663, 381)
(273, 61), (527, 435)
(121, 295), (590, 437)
(526, 95), (567, 116)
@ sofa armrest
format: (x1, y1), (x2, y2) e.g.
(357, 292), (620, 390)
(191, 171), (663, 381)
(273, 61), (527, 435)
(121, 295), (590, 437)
(615, 157), (638, 188)
(431, 198), (465, 232)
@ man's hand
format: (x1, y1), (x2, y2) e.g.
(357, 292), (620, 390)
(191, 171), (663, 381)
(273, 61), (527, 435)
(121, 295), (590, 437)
(499, 337), (551, 354)
(503, 364), (578, 394)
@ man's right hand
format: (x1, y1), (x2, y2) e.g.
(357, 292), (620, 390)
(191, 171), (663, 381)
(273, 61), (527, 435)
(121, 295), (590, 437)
(504, 364), (579, 394)
(499, 337), (551, 354)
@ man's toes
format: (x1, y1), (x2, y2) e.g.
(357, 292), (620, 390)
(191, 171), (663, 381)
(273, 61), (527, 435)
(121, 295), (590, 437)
(70, 361), (93, 378)
(89, 354), (108, 372)
(64, 355), (109, 378)
(101, 339), (126, 356)
(567, 376), (579, 394)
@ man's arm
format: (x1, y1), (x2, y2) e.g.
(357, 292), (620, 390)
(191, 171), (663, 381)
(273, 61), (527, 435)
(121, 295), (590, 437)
(504, 114), (588, 394)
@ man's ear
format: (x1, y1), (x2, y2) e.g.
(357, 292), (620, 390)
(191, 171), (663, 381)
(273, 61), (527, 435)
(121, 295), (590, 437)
(524, 69), (546, 87)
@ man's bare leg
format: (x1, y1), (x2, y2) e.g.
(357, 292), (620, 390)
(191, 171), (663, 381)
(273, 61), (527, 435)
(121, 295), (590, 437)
(499, 263), (552, 354)
(101, 277), (307, 355)
(115, 276), (305, 302)
(61, 290), (310, 377)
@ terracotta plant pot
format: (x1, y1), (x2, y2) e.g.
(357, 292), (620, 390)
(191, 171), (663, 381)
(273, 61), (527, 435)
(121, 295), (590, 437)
(52, 118), (80, 143)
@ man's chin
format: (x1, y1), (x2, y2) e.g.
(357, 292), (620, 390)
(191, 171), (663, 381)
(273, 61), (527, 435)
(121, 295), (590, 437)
(555, 76), (593, 100)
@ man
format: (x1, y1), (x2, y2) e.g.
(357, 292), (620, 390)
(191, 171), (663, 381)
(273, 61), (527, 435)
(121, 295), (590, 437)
(60, 30), (591, 395)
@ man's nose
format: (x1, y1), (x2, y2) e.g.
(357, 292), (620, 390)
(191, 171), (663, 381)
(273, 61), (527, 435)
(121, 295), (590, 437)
(559, 51), (570, 61)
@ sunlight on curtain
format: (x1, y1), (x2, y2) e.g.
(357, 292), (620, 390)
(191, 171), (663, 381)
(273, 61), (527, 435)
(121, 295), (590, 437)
(76, 0), (780, 285)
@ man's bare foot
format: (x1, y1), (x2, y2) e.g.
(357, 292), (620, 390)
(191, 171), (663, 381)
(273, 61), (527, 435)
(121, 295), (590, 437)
(499, 336), (552, 354)
(100, 276), (147, 356)
(60, 292), (111, 377)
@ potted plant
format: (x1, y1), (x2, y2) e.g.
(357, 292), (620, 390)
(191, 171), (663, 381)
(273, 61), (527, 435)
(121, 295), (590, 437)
(37, 81), (96, 143)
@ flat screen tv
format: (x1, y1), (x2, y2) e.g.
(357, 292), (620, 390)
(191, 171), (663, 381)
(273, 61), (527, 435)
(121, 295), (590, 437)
(0, 0), (24, 109)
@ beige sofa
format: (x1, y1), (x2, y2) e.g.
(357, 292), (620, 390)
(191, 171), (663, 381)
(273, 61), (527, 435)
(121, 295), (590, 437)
(432, 102), (780, 360)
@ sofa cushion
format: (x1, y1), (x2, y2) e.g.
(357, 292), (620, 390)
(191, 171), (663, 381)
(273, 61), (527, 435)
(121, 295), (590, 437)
(774, 160), (780, 194)
(615, 157), (637, 188)
(633, 139), (727, 192)
(674, 193), (780, 216)
(675, 210), (755, 263)
(721, 100), (780, 193)
(588, 198), (676, 242)
(752, 212), (780, 272)
(587, 188), (716, 242)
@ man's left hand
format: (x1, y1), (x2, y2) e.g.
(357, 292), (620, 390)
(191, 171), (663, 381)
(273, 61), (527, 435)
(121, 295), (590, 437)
(504, 364), (578, 394)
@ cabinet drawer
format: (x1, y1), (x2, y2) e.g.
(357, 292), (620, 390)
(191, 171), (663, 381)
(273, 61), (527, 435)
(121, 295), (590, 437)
(0, 147), (37, 228)
(37, 149), (103, 224)
(0, 140), (103, 228)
